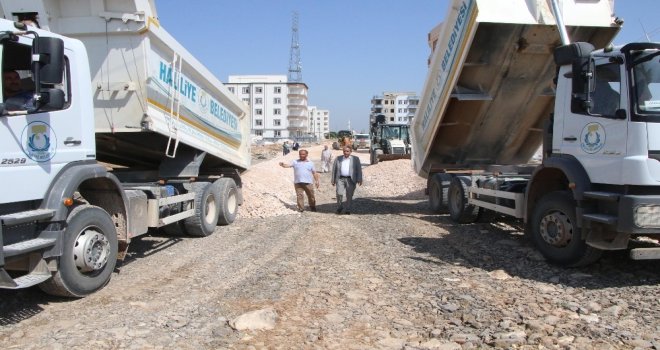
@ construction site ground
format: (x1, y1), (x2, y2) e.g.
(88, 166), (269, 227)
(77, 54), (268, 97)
(0, 142), (658, 350)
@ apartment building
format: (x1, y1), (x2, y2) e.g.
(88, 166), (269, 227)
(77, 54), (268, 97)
(225, 75), (309, 140)
(308, 106), (330, 140)
(370, 92), (419, 125)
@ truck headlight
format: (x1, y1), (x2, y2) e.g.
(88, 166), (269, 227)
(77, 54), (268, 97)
(634, 205), (660, 228)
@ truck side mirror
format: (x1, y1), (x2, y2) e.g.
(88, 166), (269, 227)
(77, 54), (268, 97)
(40, 88), (65, 109)
(34, 37), (64, 84)
(571, 57), (593, 113)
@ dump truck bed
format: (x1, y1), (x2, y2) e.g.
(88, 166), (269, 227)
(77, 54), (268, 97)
(411, 0), (619, 178)
(0, 0), (250, 171)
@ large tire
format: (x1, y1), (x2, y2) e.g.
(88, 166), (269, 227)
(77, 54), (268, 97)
(447, 176), (480, 223)
(428, 173), (451, 213)
(530, 191), (603, 267)
(214, 178), (238, 226)
(39, 205), (118, 297)
(184, 182), (220, 237)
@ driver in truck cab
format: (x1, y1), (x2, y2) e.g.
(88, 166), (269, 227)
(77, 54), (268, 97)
(2, 70), (34, 111)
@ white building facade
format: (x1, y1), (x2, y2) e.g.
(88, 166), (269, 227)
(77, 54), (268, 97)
(308, 106), (330, 140)
(226, 75), (310, 140)
(370, 92), (419, 125)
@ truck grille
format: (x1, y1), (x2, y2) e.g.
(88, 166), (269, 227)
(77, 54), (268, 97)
(392, 147), (405, 154)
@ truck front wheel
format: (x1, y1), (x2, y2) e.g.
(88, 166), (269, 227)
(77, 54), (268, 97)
(447, 176), (480, 223)
(530, 191), (602, 266)
(39, 205), (118, 297)
(215, 178), (238, 225)
(185, 182), (220, 237)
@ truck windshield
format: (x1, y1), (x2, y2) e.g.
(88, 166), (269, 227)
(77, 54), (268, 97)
(632, 49), (660, 116)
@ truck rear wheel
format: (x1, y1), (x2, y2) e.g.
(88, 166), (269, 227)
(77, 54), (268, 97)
(447, 176), (480, 223)
(215, 178), (238, 225)
(429, 173), (451, 213)
(39, 205), (118, 297)
(530, 191), (602, 266)
(184, 182), (220, 237)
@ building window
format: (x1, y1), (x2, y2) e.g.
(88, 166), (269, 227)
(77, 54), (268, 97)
(255, 97), (263, 104)
(274, 130), (281, 137)
(274, 86), (281, 93)
(255, 87), (263, 93)
(273, 97), (281, 104)
(274, 119), (281, 126)
(242, 87), (249, 94)
(255, 119), (263, 126)
(228, 87), (234, 93)
(255, 130), (263, 136)
(274, 108), (281, 115)
(255, 109), (263, 115)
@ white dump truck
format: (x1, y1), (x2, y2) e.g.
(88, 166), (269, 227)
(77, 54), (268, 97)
(413, 0), (660, 266)
(0, 0), (250, 296)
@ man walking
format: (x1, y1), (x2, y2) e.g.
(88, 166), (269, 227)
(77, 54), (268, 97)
(279, 149), (320, 212)
(331, 146), (363, 215)
(320, 145), (332, 173)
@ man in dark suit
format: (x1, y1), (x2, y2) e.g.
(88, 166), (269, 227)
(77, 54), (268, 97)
(331, 146), (363, 214)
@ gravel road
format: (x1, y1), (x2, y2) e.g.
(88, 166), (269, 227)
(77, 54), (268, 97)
(1, 143), (658, 349)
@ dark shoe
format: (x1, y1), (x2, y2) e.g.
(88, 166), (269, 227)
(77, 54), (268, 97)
(345, 211), (351, 215)
(311, 207), (317, 212)
(336, 207), (342, 214)
(298, 208), (304, 213)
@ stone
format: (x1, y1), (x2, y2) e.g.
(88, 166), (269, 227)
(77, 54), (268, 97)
(229, 308), (278, 331)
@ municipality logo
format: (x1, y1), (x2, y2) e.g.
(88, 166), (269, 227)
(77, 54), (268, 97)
(21, 121), (57, 162)
(580, 122), (605, 154)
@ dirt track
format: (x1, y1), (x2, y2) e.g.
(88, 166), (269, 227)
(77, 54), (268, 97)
(0, 143), (658, 349)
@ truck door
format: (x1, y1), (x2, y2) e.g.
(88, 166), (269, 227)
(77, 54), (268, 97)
(0, 36), (87, 204)
(560, 57), (628, 185)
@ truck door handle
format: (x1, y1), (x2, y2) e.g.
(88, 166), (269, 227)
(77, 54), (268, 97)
(63, 139), (82, 146)
(563, 137), (577, 142)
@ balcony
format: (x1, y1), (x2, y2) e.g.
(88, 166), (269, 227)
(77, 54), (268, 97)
(287, 109), (308, 118)
(287, 120), (307, 129)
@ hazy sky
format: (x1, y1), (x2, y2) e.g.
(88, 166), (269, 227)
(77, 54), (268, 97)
(157, 0), (660, 133)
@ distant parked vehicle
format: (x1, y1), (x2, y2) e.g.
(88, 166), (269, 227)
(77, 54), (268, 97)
(352, 133), (370, 150)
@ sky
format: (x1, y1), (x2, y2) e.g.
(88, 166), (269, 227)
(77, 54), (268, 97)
(157, 0), (660, 133)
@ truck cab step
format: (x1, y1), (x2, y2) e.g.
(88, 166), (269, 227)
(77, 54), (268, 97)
(582, 213), (618, 225)
(0, 259), (52, 289)
(630, 248), (660, 260)
(4, 238), (57, 258)
(583, 191), (620, 202)
(0, 209), (55, 227)
(0, 269), (51, 289)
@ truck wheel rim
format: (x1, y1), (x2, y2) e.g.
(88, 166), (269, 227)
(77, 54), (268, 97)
(73, 226), (110, 273)
(539, 211), (572, 247)
(205, 195), (218, 224)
